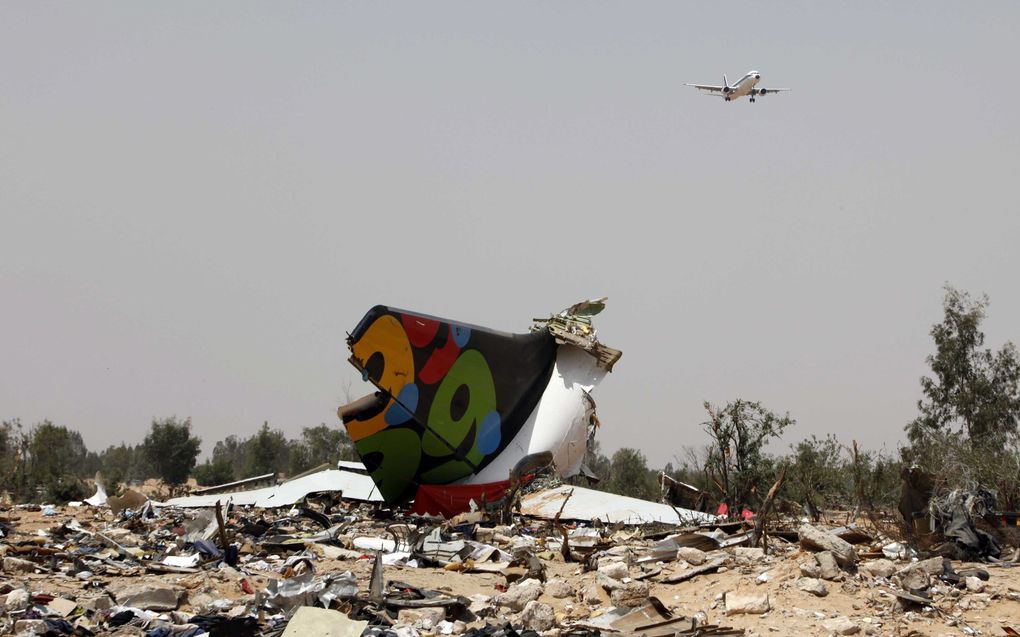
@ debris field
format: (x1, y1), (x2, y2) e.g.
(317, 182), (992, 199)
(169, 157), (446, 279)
(2, 486), (1020, 637)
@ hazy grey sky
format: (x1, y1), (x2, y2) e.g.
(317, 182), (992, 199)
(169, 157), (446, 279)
(3, 2), (1019, 467)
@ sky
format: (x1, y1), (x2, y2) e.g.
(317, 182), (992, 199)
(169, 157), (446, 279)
(3, 2), (1020, 468)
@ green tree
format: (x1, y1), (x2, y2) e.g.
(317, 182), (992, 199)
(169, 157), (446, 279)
(907, 286), (1020, 446)
(703, 400), (793, 510)
(604, 447), (658, 500)
(142, 417), (201, 486)
(289, 424), (358, 475)
(246, 422), (290, 477)
(193, 458), (235, 486)
(0, 420), (28, 498)
(27, 421), (88, 490)
(783, 434), (846, 512)
(212, 435), (250, 479)
(96, 443), (143, 493)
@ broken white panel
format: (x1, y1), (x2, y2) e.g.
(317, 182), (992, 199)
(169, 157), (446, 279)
(352, 537), (396, 552)
(84, 473), (108, 507)
(520, 485), (719, 525)
(162, 554), (202, 568)
(468, 346), (605, 484)
(162, 469), (383, 508)
(336, 460), (367, 472)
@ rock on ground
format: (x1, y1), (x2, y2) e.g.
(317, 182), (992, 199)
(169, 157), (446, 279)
(397, 607), (446, 630)
(799, 559), (821, 578)
(859, 559), (896, 579)
(610, 580), (650, 608)
(823, 616), (859, 635)
(796, 577), (828, 597)
(544, 579), (574, 599)
(797, 524), (858, 566)
(111, 583), (183, 611)
(597, 561), (629, 580)
(676, 547), (707, 565)
(520, 600), (556, 632)
(815, 551), (841, 580)
(733, 547), (764, 564)
(4, 589), (29, 612)
(2, 557), (37, 574)
(724, 592), (770, 615)
(582, 580), (610, 607)
(496, 578), (543, 611)
(965, 576), (986, 593)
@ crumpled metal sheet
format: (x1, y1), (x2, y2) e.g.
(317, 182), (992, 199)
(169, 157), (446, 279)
(520, 485), (719, 525)
(162, 469), (383, 508)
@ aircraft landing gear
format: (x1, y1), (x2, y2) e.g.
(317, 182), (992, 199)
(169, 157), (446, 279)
(750, 97), (756, 103)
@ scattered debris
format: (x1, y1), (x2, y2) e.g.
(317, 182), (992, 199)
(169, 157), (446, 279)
(1, 301), (1015, 637)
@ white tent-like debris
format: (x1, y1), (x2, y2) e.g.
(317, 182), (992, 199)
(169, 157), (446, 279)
(520, 484), (718, 525)
(163, 468), (383, 508)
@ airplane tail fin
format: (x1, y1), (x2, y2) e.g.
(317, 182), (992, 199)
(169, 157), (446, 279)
(723, 74), (728, 88)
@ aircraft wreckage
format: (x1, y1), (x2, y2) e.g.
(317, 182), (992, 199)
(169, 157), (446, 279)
(161, 298), (714, 523)
(337, 299), (622, 508)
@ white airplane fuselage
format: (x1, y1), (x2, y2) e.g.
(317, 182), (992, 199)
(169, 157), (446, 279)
(724, 71), (761, 101)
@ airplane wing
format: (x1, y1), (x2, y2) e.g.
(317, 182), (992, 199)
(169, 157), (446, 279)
(684, 83), (725, 93)
(755, 87), (791, 95)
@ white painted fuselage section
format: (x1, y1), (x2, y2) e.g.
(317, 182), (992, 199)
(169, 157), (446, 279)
(466, 346), (604, 484)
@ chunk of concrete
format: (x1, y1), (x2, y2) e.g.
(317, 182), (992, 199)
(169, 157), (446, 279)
(3, 557), (39, 574)
(397, 607), (447, 630)
(545, 579), (574, 599)
(597, 561), (629, 580)
(798, 559), (821, 578)
(4, 588), (29, 612)
(112, 583), (184, 611)
(898, 568), (930, 595)
(581, 580), (611, 607)
(596, 572), (625, 591)
(816, 551), (841, 580)
(796, 577), (828, 597)
(520, 600), (556, 632)
(823, 616), (859, 635)
(282, 606), (369, 637)
(467, 594), (496, 619)
(724, 592), (770, 615)
(896, 557), (943, 577)
(734, 547), (764, 564)
(965, 576), (985, 593)
(495, 578), (543, 611)
(797, 524), (858, 566)
(676, 547), (708, 565)
(860, 559), (896, 579)
(14, 619), (47, 635)
(610, 580), (650, 608)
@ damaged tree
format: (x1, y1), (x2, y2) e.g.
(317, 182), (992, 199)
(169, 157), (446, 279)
(906, 285), (1020, 447)
(702, 400), (793, 514)
(904, 285), (1020, 511)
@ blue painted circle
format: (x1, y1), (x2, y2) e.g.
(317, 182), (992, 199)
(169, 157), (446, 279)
(385, 383), (419, 426)
(452, 325), (471, 348)
(476, 410), (502, 455)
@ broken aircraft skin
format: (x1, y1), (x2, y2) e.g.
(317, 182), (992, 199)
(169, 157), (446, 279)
(338, 300), (621, 504)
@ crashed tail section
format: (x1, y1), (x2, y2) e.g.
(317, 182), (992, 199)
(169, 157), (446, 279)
(339, 300), (620, 505)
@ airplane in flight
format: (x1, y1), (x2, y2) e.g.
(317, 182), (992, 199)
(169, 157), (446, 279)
(685, 70), (790, 103)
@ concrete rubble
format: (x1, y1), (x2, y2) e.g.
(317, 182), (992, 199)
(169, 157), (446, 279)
(2, 485), (1020, 637)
